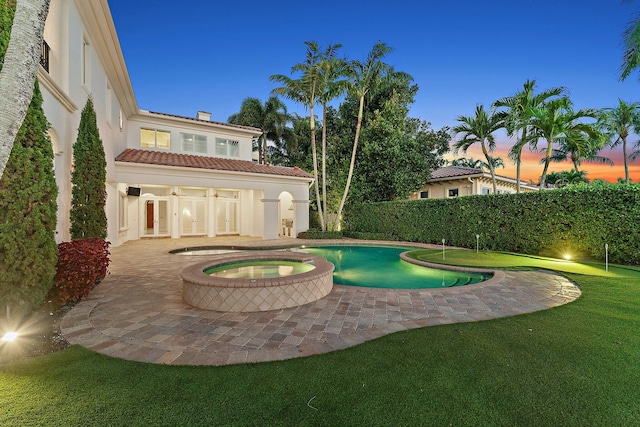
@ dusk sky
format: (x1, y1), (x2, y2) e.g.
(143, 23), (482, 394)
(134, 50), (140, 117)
(108, 0), (640, 183)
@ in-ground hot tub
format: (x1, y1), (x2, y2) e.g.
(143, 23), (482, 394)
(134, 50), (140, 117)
(180, 251), (334, 312)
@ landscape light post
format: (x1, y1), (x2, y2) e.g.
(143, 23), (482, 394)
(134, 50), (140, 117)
(605, 243), (609, 272)
(442, 239), (446, 260)
(476, 234), (480, 254)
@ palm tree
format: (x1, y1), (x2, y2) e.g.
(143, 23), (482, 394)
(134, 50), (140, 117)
(227, 96), (289, 164)
(546, 132), (612, 172)
(528, 97), (598, 189)
(621, 10), (640, 81)
(480, 156), (505, 172)
(449, 157), (484, 169)
(334, 41), (411, 230)
(598, 99), (640, 183)
(271, 41), (334, 230)
(452, 105), (504, 194)
(546, 169), (589, 187)
(493, 80), (566, 193)
(317, 46), (347, 229)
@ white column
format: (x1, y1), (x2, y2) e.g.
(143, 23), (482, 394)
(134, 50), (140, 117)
(261, 198), (280, 240)
(207, 188), (215, 237)
(293, 199), (309, 236)
(171, 186), (180, 239)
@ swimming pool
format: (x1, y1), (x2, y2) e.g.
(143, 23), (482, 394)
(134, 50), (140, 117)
(172, 244), (491, 289)
(300, 245), (490, 289)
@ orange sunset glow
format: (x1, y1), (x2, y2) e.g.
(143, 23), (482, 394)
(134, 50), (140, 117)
(448, 139), (640, 184)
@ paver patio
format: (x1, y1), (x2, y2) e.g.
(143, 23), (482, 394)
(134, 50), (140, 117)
(61, 237), (581, 366)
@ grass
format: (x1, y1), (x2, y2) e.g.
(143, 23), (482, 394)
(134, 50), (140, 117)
(1, 252), (639, 426)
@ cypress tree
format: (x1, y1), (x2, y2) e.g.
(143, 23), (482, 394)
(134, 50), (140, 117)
(70, 97), (107, 239)
(0, 0), (58, 315)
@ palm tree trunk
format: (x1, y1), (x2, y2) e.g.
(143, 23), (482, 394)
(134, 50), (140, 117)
(321, 102), (328, 229)
(309, 105), (325, 231)
(262, 133), (267, 164)
(540, 140), (554, 189)
(0, 0), (51, 179)
(623, 137), (629, 184)
(516, 159), (521, 193)
(481, 142), (497, 194)
(335, 95), (364, 231)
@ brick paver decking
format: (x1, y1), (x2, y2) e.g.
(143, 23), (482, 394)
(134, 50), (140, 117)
(61, 237), (581, 366)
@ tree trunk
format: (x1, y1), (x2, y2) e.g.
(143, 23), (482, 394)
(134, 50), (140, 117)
(481, 142), (497, 194)
(321, 102), (328, 229)
(309, 104), (325, 231)
(335, 95), (364, 231)
(0, 0), (51, 179)
(539, 140), (554, 189)
(262, 133), (267, 164)
(623, 136), (629, 184)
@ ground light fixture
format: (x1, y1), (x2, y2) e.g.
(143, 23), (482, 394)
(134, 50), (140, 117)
(2, 331), (18, 342)
(564, 254), (572, 261)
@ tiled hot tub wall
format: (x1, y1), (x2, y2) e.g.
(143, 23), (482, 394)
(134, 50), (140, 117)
(181, 251), (334, 312)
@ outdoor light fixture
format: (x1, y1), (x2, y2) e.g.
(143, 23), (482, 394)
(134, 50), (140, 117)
(2, 332), (18, 342)
(564, 254), (572, 261)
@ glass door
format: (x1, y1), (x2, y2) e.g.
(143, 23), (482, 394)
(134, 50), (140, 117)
(180, 199), (206, 236)
(142, 198), (170, 237)
(216, 199), (238, 235)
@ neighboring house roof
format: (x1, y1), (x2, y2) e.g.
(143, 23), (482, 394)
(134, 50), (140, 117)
(427, 166), (538, 190)
(430, 166), (484, 179)
(115, 149), (314, 180)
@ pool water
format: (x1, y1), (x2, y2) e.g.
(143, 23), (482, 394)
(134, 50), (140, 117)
(204, 260), (315, 279)
(301, 245), (490, 289)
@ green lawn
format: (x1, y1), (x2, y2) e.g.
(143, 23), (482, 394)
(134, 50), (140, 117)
(1, 252), (639, 426)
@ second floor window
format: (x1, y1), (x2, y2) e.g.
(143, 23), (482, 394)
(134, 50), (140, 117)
(215, 138), (239, 157)
(181, 133), (207, 154)
(140, 129), (170, 149)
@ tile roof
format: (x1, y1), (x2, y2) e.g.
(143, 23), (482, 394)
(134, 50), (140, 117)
(115, 149), (314, 179)
(147, 111), (262, 134)
(428, 166), (538, 188)
(430, 166), (484, 179)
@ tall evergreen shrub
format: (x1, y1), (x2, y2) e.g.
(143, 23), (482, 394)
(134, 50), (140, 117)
(0, 2), (58, 314)
(70, 97), (107, 239)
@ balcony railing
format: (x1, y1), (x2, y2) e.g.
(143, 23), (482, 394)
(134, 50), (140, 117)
(40, 40), (50, 73)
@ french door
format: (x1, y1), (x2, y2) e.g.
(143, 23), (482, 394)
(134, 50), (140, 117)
(180, 198), (206, 236)
(142, 197), (170, 237)
(216, 199), (238, 235)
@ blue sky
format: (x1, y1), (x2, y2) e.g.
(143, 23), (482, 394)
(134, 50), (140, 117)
(108, 0), (639, 181)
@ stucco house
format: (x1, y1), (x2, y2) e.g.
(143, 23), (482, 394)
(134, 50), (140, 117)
(411, 166), (539, 199)
(37, 0), (313, 247)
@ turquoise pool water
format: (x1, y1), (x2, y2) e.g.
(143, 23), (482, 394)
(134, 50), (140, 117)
(204, 260), (315, 279)
(301, 245), (490, 289)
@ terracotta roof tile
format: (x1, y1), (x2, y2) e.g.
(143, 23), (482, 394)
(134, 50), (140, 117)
(115, 149), (314, 179)
(430, 166), (483, 179)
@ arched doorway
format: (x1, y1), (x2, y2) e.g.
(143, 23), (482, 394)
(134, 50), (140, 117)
(278, 191), (294, 237)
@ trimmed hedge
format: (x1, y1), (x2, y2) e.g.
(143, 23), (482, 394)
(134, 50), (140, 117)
(343, 184), (640, 265)
(298, 229), (343, 239)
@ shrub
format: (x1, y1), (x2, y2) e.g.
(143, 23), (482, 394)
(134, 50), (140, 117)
(298, 229), (343, 239)
(48, 239), (110, 304)
(342, 231), (398, 241)
(343, 184), (640, 265)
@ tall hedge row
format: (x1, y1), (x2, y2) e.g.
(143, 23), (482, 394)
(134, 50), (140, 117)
(343, 184), (640, 265)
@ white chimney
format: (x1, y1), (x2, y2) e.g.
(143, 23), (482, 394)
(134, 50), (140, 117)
(196, 111), (211, 121)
